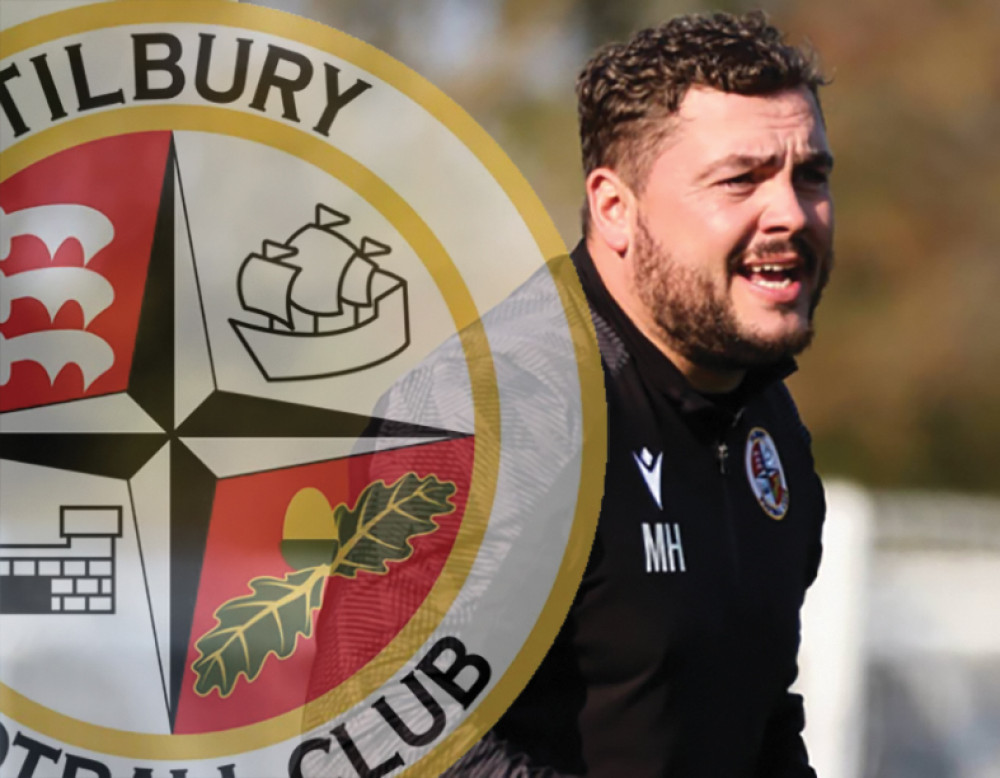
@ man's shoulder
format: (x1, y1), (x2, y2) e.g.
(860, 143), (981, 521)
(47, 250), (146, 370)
(373, 255), (598, 442)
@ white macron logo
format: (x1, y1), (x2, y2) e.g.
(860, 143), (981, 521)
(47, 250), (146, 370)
(632, 447), (663, 509)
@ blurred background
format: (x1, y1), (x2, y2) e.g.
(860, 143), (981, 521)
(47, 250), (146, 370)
(258, 1), (997, 775)
(239, 1), (1000, 776)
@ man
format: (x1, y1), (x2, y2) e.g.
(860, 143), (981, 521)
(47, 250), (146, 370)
(448, 10), (833, 777)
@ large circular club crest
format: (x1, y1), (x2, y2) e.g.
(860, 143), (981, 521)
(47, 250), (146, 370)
(0, 3), (604, 776)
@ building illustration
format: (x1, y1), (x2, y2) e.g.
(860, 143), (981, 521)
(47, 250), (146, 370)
(0, 506), (122, 615)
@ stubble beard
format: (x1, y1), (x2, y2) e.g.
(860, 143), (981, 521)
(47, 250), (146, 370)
(633, 218), (828, 372)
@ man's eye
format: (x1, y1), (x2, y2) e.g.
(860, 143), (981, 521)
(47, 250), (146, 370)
(796, 168), (830, 187)
(720, 173), (755, 187)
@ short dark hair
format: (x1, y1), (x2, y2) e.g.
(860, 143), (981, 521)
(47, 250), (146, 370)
(577, 11), (827, 193)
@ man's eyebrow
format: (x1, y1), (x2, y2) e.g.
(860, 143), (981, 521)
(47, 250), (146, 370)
(698, 150), (834, 180)
(697, 154), (777, 180)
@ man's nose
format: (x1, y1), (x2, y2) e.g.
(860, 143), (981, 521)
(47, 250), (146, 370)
(759, 180), (810, 236)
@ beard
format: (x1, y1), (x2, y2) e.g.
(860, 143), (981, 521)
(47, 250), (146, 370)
(632, 218), (829, 372)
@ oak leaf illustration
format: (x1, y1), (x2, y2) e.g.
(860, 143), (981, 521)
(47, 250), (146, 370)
(192, 472), (456, 697)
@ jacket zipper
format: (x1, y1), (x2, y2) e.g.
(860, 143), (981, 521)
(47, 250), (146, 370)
(716, 441), (729, 474)
(715, 409), (743, 475)
(717, 410), (744, 586)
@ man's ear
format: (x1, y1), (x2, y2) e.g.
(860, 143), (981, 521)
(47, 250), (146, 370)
(585, 167), (634, 255)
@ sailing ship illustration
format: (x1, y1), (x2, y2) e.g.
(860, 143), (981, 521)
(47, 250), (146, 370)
(230, 204), (409, 380)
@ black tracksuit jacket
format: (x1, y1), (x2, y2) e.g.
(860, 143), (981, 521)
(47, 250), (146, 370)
(448, 243), (824, 777)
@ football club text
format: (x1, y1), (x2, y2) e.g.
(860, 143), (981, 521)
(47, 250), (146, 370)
(0, 636), (491, 778)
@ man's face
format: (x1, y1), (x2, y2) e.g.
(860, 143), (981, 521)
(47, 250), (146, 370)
(630, 86), (834, 371)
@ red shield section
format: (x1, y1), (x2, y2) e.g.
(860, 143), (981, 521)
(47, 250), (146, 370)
(174, 436), (474, 734)
(0, 132), (169, 411)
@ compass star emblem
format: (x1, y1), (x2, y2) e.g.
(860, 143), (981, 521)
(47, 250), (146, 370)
(0, 132), (459, 735)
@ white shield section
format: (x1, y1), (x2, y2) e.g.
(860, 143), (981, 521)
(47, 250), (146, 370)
(172, 131), (463, 424)
(0, 459), (171, 734)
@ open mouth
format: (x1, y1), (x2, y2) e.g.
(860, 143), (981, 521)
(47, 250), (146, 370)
(736, 261), (804, 290)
